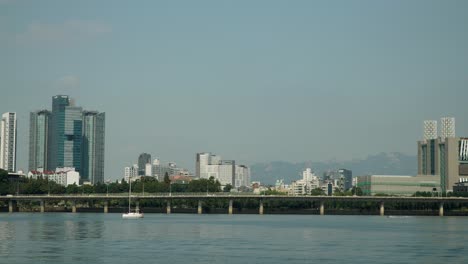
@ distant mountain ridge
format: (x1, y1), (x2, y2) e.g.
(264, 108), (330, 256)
(250, 152), (417, 185)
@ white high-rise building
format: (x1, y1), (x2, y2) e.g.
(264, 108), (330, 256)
(145, 163), (152, 176)
(0, 112), (17, 172)
(124, 164), (138, 182)
(218, 160), (235, 186)
(196, 152), (250, 187)
(423, 120), (438, 141)
(235, 165), (250, 188)
(196, 152), (212, 179)
(440, 117), (455, 139)
(302, 168), (315, 182)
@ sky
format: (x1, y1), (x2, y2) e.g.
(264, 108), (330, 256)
(1, 0), (467, 180)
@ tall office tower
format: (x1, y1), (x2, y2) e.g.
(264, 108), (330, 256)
(29, 110), (50, 171)
(82, 111), (106, 184)
(48, 95), (83, 172)
(138, 153), (151, 176)
(0, 112), (17, 172)
(196, 152), (211, 178)
(440, 117), (456, 139)
(423, 120), (438, 141)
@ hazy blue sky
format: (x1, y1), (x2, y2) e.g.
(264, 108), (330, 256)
(1, 0), (467, 180)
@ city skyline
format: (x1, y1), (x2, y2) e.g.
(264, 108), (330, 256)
(1, 1), (468, 180)
(27, 95), (105, 184)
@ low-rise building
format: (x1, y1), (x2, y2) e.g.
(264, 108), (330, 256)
(356, 175), (440, 196)
(28, 167), (80, 186)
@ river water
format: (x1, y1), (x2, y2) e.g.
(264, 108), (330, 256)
(0, 213), (466, 264)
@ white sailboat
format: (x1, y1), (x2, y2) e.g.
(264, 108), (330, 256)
(122, 177), (144, 219)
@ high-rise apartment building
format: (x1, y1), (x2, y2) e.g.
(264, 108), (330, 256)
(82, 111), (105, 184)
(138, 153), (151, 176)
(0, 112), (17, 172)
(29, 110), (50, 171)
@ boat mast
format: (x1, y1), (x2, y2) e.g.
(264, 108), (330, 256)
(128, 177), (132, 212)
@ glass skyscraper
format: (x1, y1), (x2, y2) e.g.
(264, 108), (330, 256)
(48, 95), (83, 172)
(138, 153), (151, 176)
(29, 95), (105, 184)
(29, 110), (50, 171)
(82, 111), (105, 184)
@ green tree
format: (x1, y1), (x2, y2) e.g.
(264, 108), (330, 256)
(310, 188), (325, 196)
(0, 169), (10, 195)
(223, 184), (233, 193)
(164, 172), (170, 185)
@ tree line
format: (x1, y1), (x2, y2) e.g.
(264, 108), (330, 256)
(0, 169), (222, 195)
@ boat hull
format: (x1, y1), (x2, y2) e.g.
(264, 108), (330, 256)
(122, 213), (144, 219)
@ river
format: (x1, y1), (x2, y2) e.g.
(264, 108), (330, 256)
(0, 213), (466, 263)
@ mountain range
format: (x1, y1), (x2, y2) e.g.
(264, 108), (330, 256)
(250, 152), (417, 185)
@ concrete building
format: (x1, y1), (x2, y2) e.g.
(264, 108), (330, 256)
(338, 169), (353, 191)
(196, 152), (214, 179)
(124, 164), (138, 182)
(289, 168), (320, 196)
(218, 160), (235, 186)
(441, 117), (456, 139)
(82, 111), (105, 184)
(357, 175), (440, 196)
(423, 120), (438, 141)
(0, 112), (17, 172)
(235, 165), (250, 188)
(145, 163), (152, 176)
(28, 167), (80, 186)
(196, 152), (250, 187)
(29, 110), (50, 171)
(417, 117), (467, 191)
(138, 153), (151, 176)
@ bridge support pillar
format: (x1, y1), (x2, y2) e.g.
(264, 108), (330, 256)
(40, 200), (45, 213)
(198, 200), (202, 214)
(259, 200), (264, 215)
(104, 201), (109, 213)
(8, 200), (13, 213)
(72, 200), (77, 213)
(320, 201), (325, 215)
(166, 201), (171, 214)
(228, 199), (233, 215)
(380, 202), (385, 216)
(439, 202), (444, 217)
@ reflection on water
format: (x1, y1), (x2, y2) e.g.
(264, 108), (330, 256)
(0, 221), (14, 256)
(0, 213), (467, 264)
